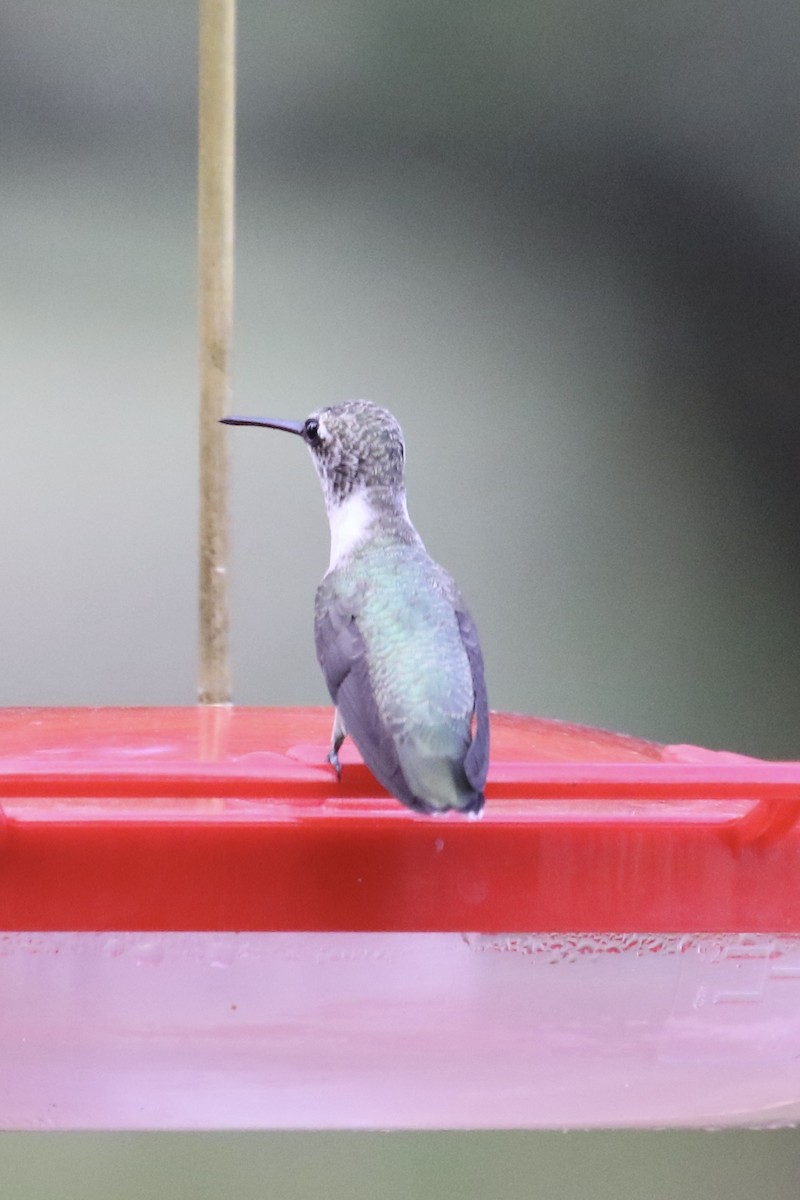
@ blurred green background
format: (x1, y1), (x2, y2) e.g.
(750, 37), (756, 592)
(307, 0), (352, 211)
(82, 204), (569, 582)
(3, 1), (800, 1193)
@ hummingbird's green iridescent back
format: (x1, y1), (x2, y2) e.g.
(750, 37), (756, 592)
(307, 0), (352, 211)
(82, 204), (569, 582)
(315, 533), (485, 813)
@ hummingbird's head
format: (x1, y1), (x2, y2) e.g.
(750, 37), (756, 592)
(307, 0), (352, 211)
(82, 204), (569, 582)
(222, 399), (406, 508)
(222, 400), (421, 566)
(301, 400), (405, 505)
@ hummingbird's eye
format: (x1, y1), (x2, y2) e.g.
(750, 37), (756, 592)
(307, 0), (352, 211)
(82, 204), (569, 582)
(304, 418), (321, 445)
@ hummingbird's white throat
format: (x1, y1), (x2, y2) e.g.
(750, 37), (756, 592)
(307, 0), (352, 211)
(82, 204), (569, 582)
(325, 488), (414, 572)
(326, 490), (377, 571)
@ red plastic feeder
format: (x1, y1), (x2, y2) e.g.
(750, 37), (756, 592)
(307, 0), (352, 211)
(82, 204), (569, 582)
(1, 706), (800, 1130)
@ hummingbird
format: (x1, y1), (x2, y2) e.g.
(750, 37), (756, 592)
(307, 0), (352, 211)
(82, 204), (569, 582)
(221, 400), (489, 815)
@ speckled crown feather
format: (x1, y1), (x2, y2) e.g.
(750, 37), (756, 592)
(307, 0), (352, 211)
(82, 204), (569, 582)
(307, 400), (406, 504)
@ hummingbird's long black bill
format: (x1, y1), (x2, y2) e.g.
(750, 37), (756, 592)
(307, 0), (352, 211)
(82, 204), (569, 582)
(220, 416), (305, 435)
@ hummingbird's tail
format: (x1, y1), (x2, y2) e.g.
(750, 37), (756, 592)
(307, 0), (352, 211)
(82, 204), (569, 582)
(395, 741), (485, 816)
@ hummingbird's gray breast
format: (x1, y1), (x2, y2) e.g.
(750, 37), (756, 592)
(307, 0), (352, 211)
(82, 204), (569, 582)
(314, 540), (488, 814)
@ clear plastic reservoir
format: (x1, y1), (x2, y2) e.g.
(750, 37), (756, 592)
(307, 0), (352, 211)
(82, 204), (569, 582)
(3, 930), (800, 1130)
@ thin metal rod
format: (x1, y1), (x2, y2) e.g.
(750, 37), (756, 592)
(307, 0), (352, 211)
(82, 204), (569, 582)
(198, 0), (235, 704)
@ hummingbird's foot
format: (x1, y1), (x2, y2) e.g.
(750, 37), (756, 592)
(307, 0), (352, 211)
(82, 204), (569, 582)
(327, 708), (346, 782)
(326, 746), (342, 781)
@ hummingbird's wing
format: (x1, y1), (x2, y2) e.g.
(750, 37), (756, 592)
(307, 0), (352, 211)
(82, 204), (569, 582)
(455, 605), (490, 792)
(314, 585), (420, 807)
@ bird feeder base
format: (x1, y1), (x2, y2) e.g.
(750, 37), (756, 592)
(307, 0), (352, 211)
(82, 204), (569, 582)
(2, 705), (800, 1129)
